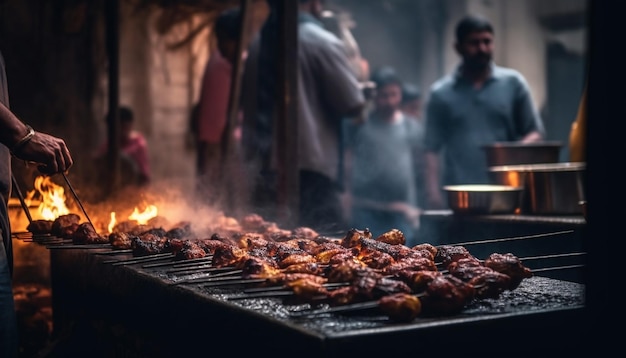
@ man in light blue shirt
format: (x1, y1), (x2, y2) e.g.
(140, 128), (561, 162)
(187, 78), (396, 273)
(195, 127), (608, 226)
(423, 14), (545, 209)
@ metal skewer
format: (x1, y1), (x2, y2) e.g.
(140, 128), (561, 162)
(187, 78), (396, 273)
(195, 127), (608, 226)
(61, 172), (94, 228)
(11, 173), (33, 224)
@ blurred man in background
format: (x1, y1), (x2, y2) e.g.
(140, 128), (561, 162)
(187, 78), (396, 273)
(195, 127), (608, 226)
(423, 14), (544, 209)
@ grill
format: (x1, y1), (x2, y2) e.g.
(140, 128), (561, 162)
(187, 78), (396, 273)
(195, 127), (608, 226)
(12, 229), (588, 358)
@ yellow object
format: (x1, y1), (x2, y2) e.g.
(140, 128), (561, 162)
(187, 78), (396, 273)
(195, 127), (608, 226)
(569, 86), (587, 162)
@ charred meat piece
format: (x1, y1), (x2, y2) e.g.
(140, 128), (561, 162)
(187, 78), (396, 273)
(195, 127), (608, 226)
(382, 256), (437, 276)
(394, 270), (442, 292)
(434, 245), (475, 268)
(196, 238), (235, 255)
(211, 246), (249, 268)
(175, 240), (206, 260)
(446, 257), (490, 281)
(284, 277), (330, 300)
(484, 253), (533, 289)
(264, 273), (327, 287)
(378, 293), (422, 323)
(109, 232), (134, 250)
(51, 213), (81, 238)
(411, 243), (438, 259)
(340, 228), (371, 248)
(72, 222), (108, 244)
(358, 249), (394, 270)
(241, 257), (280, 279)
(27, 220), (53, 235)
(325, 260), (369, 283)
(421, 275), (475, 316)
(375, 229), (406, 246)
(131, 235), (170, 256)
(468, 271), (512, 299)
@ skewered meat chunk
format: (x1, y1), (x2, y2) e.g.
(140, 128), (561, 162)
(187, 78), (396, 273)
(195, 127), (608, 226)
(265, 273), (327, 286)
(51, 213), (80, 238)
(27, 220), (53, 235)
(175, 240), (206, 260)
(340, 228), (372, 248)
(284, 277), (329, 300)
(394, 270), (442, 292)
(131, 234), (170, 256)
(109, 232), (134, 250)
(241, 257), (280, 279)
(447, 257), (512, 298)
(382, 256), (437, 276)
(378, 293), (422, 323)
(484, 253), (533, 289)
(325, 260), (369, 283)
(411, 243), (438, 258)
(72, 222), (108, 244)
(326, 270), (411, 305)
(434, 245), (475, 267)
(358, 249), (394, 270)
(467, 271), (512, 299)
(421, 275), (475, 315)
(375, 228), (405, 246)
(196, 238), (236, 254)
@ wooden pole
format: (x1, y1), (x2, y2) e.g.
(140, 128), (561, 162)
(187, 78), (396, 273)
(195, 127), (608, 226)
(274, 0), (299, 227)
(105, 0), (121, 194)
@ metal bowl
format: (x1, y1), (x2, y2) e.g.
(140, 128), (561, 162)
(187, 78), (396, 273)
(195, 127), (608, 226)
(482, 141), (563, 167)
(444, 184), (523, 215)
(488, 162), (586, 215)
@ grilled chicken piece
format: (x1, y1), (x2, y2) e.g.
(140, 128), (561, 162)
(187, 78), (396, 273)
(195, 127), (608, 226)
(375, 228), (405, 246)
(131, 234), (170, 256)
(358, 249), (394, 270)
(72, 222), (108, 244)
(378, 293), (422, 323)
(326, 270), (411, 305)
(340, 228), (372, 248)
(411, 243), (438, 259)
(467, 270), (512, 299)
(284, 277), (329, 300)
(484, 253), (533, 289)
(175, 240), (206, 260)
(27, 220), (53, 235)
(382, 256), (437, 276)
(196, 238), (236, 254)
(264, 273), (327, 286)
(325, 260), (369, 283)
(421, 275), (475, 315)
(394, 270), (442, 292)
(51, 213), (80, 238)
(109, 232), (134, 250)
(241, 257), (280, 279)
(434, 245), (475, 268)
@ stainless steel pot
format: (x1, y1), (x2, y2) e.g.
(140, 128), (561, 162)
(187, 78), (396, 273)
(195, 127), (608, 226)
(443, 184), (523, 215)
(488, 162), (586, 215)
(482, 141), (563, 167)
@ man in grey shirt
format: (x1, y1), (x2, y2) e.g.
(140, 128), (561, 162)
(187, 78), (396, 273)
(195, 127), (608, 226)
(423, 14), (544, 209)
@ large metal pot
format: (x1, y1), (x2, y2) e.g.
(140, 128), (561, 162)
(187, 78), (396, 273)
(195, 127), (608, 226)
(489, 162), (586, 215)
(443, 184), (523, 215)
(482, 141), (563, 167)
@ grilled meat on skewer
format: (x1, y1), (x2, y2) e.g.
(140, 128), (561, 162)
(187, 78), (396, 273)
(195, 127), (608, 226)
(27, 220), (53, 235)
(382, 256), (438, 276)
(393, 270), (443, 292)
(109, 232), (134, 250)
(483, 252), (533, 289)
(175, 240), (207, 260)
(375, 228), (406, 246)
(378, 293), (422, 323)
(421, 275), (475, 316)
(434, 245), (475, 268)
(51, 213), (81, 238)
(72, 222), (108, 244)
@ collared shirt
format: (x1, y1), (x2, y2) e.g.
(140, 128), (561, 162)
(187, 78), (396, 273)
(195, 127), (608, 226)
(424, 63), (544, 185)
(197, 49), (232, 144)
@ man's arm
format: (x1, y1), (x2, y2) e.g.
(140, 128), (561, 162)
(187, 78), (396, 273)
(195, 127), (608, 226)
(0, 102), (73, 174)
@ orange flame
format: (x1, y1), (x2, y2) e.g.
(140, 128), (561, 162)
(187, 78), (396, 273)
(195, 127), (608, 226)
(108, 212), (117, 233)
(29, 176), (70, 221)
(127, 205), (158, 225)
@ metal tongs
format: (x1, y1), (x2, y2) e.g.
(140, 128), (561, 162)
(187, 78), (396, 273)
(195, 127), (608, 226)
(61, 172), (94, 229)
